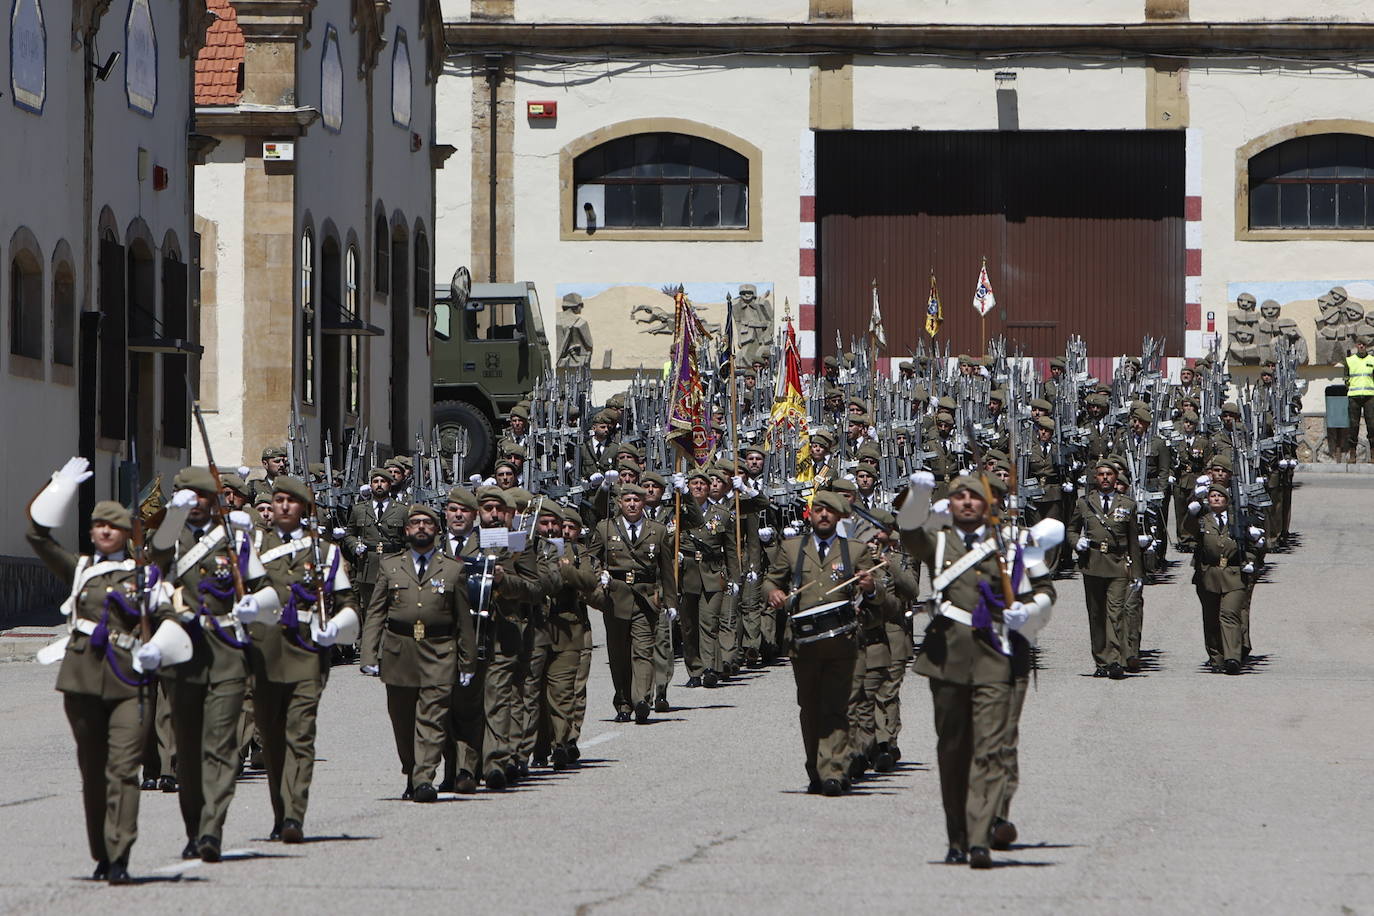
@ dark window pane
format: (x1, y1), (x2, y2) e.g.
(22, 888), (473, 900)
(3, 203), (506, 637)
(661, 134), (692, 178)
(633, 184), (662, 227)
(1250, 181), (1279, 228)
(1308, 134), (1338, 178)
(1250, 146), (1281, 182)
(718, 148), (749, 183)
(574, 147), (603, 182)
(632, 135), (662, 177)
(689, 184), (721, 227)
(1310, 183), (1337, 227)
(1335, 134), (1371, 178)
(604, 184), (633, 226)
(661, 184), (690, 226)
(721, 183), (746, 227)
(604, 138), (636, 178)
(1337, 182), (1367, 228)
(1279, 183), (1309, 228)
(1277, 139), (1308, 179)
(689, 138), (721, 178)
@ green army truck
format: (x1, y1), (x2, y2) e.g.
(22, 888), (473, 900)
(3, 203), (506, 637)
(432, 269), (551, 472)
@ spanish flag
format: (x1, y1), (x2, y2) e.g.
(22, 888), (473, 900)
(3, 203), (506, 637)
(769, 316), (810, 473)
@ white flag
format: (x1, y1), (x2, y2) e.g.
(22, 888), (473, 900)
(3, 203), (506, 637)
(973, 263), (997, 317)
(868, 283), (887, 348)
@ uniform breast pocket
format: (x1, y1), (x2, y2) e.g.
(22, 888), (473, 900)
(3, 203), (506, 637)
(430, 638), (455, 659)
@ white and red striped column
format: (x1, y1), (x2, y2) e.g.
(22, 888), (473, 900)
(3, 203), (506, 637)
(798, 129), (817, 375)
(1182, 126), (1206, 368)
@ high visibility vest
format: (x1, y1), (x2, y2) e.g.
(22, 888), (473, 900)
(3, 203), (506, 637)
(1347, 354), (1374, 397)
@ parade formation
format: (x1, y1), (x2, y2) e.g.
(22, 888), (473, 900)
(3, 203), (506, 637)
(24, 291), (1305, 883)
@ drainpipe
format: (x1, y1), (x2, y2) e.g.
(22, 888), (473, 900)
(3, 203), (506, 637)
(484, 54), (502, 283)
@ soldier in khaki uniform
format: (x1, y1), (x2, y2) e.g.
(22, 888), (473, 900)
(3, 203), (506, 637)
(517, 504), (563, 770)
(899, 473), (1056, 868)
(535, 506), (599, 769)
(251, 476), (359, 842)
(923, 412), (966, 500)
(344, 468), (409, 640)
(362, 504), (475, 801)
(1171, 411), (1214, 551)
(150, 466), (272, 863)
(873, 513), (918, 771)
(1069, 460), (1144, 679)
(27, 459), (176, 884)
(588, 484), (678, 724)
(1183, 485), (1260, 674)
(681, 469), (740, 688)
(249, 446), (289, 505)
(561, 505), (596, 759)
(764, 491), (884, 797)
(639, 472), (681, 710)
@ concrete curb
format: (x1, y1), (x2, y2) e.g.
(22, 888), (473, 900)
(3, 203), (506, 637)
(0, 627), (63, 663)
(1296, 463), (1374, 475)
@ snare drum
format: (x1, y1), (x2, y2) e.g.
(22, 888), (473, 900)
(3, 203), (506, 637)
(792, 600), (858, 645)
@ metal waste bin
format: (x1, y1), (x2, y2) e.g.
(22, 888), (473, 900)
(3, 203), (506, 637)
(1326, 384), (1350, 429)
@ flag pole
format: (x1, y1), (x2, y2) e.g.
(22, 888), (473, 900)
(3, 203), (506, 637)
(979, 256), (987, 354)
(728, 307), (742, 575)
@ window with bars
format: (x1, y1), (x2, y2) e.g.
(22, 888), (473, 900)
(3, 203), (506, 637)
(1249, 133), (1374, 230)
(573, 132), (748, 230)
(300, 230), (315, 404)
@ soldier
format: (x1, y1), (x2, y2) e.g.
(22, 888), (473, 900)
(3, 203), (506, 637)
(1026, 417), (1069, 568)
(1083, 394), (1114, 460)
(693, 469), (740, 687)
(344, 468), (409, 630)
(923, 412), (965, 500)
(150, 467), (273, 863)
(1171, 411), (1213, 551)
(1183, 485), (1259, 674)
(1113, 405), (1171, 563)
(872, 513), (918, 770)
(764, 491), (884, 797)
(898, 473), (1055, 868)
(516, 504), (562, 771)
(249, 446), (288, 504)
(361, 504), (475, 801)
(588, 484), (678, 724)
(537, 505), (598, 769)
(562, 504), (596, 761)
(578, 409), (621, 477)
(250, 476), (360, 842)
(27, 459), (178, 884)
(1069, 459), (1143, 678)
(1043, 357), (1066, 402)
(799, 428), (838, 485)
(498, 405), (533, 457)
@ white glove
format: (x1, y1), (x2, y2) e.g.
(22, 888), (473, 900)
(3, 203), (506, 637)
(758, 526), (775, 544)
(1061, 482), (1075, 493)
(589, 472), (605, 487)
(598, 571), (610, 588)
(673, 472), (688, 493)
(468, 474), (483, 485)
(726, 582), (740, 596)
(1255, 476), (1266, 486)
(931, 498), (950, 514)
(1077, 475), (1087, 485)
(1193, 484), (1208, 498)
(360, 664), (379, 676)
(359, 484), (372, 496)
(603, 470), (620, 489)
(227, 510), (253, 532)
(55, 456), (95, 486)
(1002, 601), (1030, 631)
(483, 477), (496, 486)
(1132, 579), (1145, 591)
(354, 543), (368, 556)
(665, 607), (678, 623)
(564, 461), (575, 471)
(746, 571), (758, 582)
(458, 672), (474, 687)
(733, 475), (758, 497)
(1137, 534), (1152, 547)
(908, 470), (935, 490)
(783, 525), (799, 538)
(332, 527), (347, 539)
(960, 467), (975, 476)
(1149, 539), (1160, 551)
(1241, 562), (1255, 574)
(1168, 475), (1177, 485)
(1076, 536), (1090, 552)
(234, 594), (260, 625)
(312, 620), (339, 647)
(1188, 500), (1202, 516)
(978, 365), (990, 377)
(1247, 525), (1264, 540)
(237, 465), (251, 479)
(170, 488), (198, 509)
(134, 643), (162, 671)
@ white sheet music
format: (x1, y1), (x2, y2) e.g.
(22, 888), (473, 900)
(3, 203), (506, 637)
(479, 526), (510, 549)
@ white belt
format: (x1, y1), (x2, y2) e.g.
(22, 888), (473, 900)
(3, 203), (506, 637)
(71, 617), (139, 649)
(934, 602), (975, 627)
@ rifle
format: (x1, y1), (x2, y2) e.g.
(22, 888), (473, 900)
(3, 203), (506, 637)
(191, 394), (249, 602)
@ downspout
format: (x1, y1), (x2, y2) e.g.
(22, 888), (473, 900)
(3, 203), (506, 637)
(484, 54), (501, 283)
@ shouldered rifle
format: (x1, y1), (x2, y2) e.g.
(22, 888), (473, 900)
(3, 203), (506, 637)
(190, 392), (248, 601)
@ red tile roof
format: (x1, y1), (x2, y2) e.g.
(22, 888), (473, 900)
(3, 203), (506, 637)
(195, 0), (244, 106)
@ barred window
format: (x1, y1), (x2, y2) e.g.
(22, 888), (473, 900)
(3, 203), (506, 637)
(1249, 133), (1374, 230)
(573, 132), (748, 230)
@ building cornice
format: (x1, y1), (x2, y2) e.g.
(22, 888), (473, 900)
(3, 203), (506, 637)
(442, 20), (1374, 57)
(234, 0), (316, 40)
(195, 106), (320, 136)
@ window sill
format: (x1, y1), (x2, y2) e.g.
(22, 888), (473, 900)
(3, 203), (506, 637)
(1238, 227), (1374, 242)
(51, 364), (75, 386)
(559, 226), (760, 243)
(8, 354), (45, 381)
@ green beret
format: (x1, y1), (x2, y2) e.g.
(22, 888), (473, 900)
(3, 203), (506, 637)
(1207, 482), (1231, 499)
(823, 476), (857, 495)
(810, 429), (836, 447)
(1181, 410), (1200, 423)
(946, 475), (988, 499)
(1035, 416), (1056, 431)
(686, 468), (708, 482)
(561, 505), (583, 526)
(739, 445), (765, 458)
(849, 413), (872, 426)
(1030, 398), (1052, 411)
(308, 462), (324, 476)
(855, 443), (881, 464)
(1093, 457), (1119, 472)
(1086, 393), (1109, 408)
(1049, 357), (1066, 369)
(173, 466), (218, 496)
(869, 507), (895, 528)
(476, 486), (515, 510)
(220, 472), (252, 500)
(935, 411), (955, 424)
(989, 389), (1006, 403)
(1130, 406), (1153, 423)
(985, 474), (1009, 496)
(984, 448), (1009, 464)
(90, 500), (133, 531)
(937, 396), (957, 411)
(406, 504), (440, 525)
(898, 361), (914, 371)
(501, 443), (528, 459)
(605, 394), (626, 409)
(742, 368), (757, 379)
(397, 456), (414, 469)
(706, 466), (732, 484)
(535, 501), (563, 519)
(615, 459), (641, 475)
(593, 409), (618, 425)
(261, 446), (287, 460)
(823, 355), (839, 368)
(911, 386), (930, 403)
(493, 459), (518, 475)
(507, 487), (534, 512)
(273, 476), (313, 505)
(614, 443), (644, 460)
(617, 483), (648, 498)
(640, 471), (666, 487)
(1208, 454), (1234, 472)
(446, 486), (478, 510)
(509, 405), (530, 420)
(368, 466), (391, 480)
(810, 490), (851, 516)
(1221, 402), (1241, 416)
(254, 490), (274, 507)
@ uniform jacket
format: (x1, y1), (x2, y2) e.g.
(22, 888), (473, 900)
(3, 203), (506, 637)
(1069, 490), (1143, 578)
(362, 550), (475, 687)
(678, 498), (740, 596)
(343, 497), (409, 584)
(250, 528), (357, 683)
(577, 435), (620, 477)
(762, 532), (886, 660)
(586, 515), (678, 619)
(1183, 510), (1258, 594)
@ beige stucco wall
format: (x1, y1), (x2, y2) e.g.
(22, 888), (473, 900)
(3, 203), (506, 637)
(196, 138), (248, 466)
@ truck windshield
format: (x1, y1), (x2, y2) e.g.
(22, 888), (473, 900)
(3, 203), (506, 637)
(465, 299), (524, 341)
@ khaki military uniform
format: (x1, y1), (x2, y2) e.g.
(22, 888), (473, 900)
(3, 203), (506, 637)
(1183, 510), (1257, 667)
(645, 497), (699, 697)
(1069, 490), (1143, 670)
(29, 524), (168, 868)
(877, 547), (919, 755)
(678, 498), (739, 679)
(343, 497), (409, 641)
(1170, 433), (1214, 547)
(537, 540), (599, 755)
(922, 436), (964, 500)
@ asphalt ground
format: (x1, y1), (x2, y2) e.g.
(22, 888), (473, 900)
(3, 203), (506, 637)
(0, 473), (1370, 914)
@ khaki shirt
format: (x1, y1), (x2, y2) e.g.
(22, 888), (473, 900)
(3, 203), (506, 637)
(586, 516), (678, 619)
(1069, 490), (1143, 578)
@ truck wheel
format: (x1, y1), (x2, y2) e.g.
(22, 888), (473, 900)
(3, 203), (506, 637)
(434, 401), (495, 475)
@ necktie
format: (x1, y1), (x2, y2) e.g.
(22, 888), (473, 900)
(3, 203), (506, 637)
(193, 528), (205, 541)
(417, 553), (428, 580)
(817, 539), (829, 562)
(964, 532), (977, 551)
(1102, 495), (1110, 514)
(376, 501), (385, 518)
(629, 523), (639, 544)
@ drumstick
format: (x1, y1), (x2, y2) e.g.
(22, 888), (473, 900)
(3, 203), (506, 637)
(780, 557), (892, 603)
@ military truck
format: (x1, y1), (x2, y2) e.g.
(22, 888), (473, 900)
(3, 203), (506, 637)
(432, 268), (551, 471)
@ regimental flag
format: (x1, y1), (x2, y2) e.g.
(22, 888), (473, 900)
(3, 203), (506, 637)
(973, 259), (997, 317)
(719, 292), (735, 379)
(867, 280), (887, 350)
(925, 274), (943, 338)
(666, 288), (716, 467)
(768, 316), (810, 465)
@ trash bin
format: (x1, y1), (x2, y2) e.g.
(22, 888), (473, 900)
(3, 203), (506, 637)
(1326, 384), (1350, 429)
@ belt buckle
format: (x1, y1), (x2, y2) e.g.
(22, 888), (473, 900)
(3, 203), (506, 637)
(413, 620), (426, 639)
(1218, 557), (1228, 568)
(377, 543), (384, 554)
(625, 571), (636, 585)
(694, 551), (703, 561)
(1100, 542), (1108, 553)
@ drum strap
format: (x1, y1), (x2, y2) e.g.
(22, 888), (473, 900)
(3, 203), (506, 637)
(791, 535), (854, 600)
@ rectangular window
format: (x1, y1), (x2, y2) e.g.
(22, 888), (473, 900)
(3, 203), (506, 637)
(161, 257), (189, 448)
(98, 238), (127, 439)
(9, 260), (43, 359)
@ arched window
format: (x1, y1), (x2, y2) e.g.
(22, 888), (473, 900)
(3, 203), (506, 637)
(374, 211), (389, 293)
(300, 229), (315, 404)
(413, 226), (430, 314)
(9, 239), (43, 360)
(346, 245), (361, 415)
(1249, 133), (1374, 230)
(573, 131), (748, 229)
(51, 252), (74, 366)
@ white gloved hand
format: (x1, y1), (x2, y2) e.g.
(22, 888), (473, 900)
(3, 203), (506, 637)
(1149, 539), (1160, 551)
(170, 488), (198, 509)
(960, 467), (975, 476)
(603, 470), (620, 489)
(733, 475), (758, 497)
(908, 470), (935, 490)
(359, 484), (372, 496)
(1002, 601), (1030, 631)
(978, 365), (990, 378)
(1137, 534), (1152, 547)
(332, 527), (347, 539)
(483, 477), (497, 486)
(312, 620), (339, 647)
(1132, 579), (1145, 591)
(1247, 525), (1264, 541)
(135, 643), (162, 672)
(598, 571), (611, 588)
(354, 543), (368, 556)
(1188, 501), (1202, 516)
(1076, 536), (1090, 552)
(746, 571), (758, 582)
(1077, 475), (1087, 485)
(931, 498), (951, 514)
(360, 664), (379, 676)
(1241, 562), (1255, 574)
(672, 472), (688, 493)
(234, 594), (260, 624)
(726, 582), (740, 596)
(458, 672), (474, 687)
(564, 461), (575, 471)
(52, 457), (94, 487)
(468, 474), (483, 485)
(1255, 476), (1266, 486)
(1193, 484), (1208, 498)
(665, 607), (679, 623)
(758, 526), (775, 544)
(227, 510), (253, 532)
(589, 472), (605, 488)
(783, 525), (799, 538)
(1168, 475), (1177, 485)
(1061, 482), (1075, 493)
(237, 465), (252, 479)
